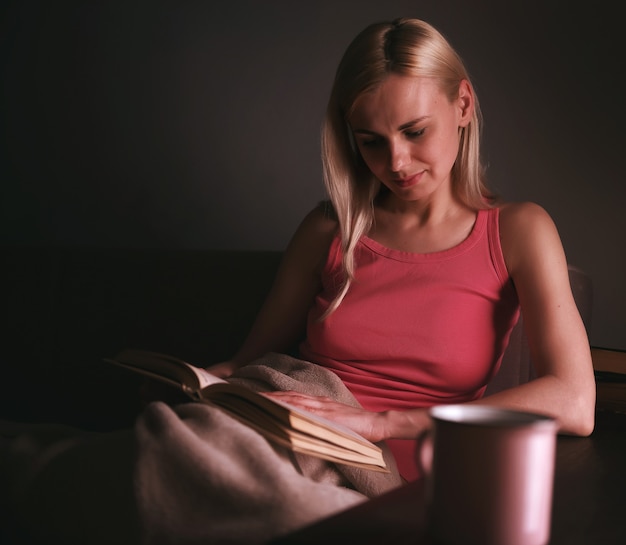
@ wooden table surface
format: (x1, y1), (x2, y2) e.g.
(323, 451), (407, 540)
(272, 409), (626, 545)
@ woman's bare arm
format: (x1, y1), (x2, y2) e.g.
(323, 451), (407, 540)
(470, 201), (595, 435)
(209, 203), (337, 377)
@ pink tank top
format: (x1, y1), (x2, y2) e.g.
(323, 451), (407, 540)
(299, 207), (520, 481)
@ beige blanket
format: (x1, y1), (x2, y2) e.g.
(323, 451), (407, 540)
(0, 353), (403, 544)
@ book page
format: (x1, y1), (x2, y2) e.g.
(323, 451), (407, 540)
(106, 349), (387, 470)
(110, 349), (225, 392)
(203, 390), (387, 470)
(205, 383), (382, 457)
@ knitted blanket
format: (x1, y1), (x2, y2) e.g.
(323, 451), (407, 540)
(0, 353), (403, 544)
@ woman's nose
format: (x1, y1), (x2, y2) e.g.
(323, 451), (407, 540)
(389, 141), (410, 173)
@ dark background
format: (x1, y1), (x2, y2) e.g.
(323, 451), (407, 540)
(1, 0), (624, 350)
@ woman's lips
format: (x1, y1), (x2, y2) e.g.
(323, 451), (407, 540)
(393, 171), (422, 188)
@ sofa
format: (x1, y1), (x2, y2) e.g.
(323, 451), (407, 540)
(1, 246), (283, 430)
(0, 245), (593, 431)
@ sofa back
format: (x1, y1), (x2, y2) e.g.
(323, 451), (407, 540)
(2, 247), (282, 427)
(1, 246), (592, 428)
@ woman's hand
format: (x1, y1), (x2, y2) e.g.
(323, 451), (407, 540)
(264, 391), (389, 443)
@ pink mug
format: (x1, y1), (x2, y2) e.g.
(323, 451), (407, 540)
(424, 404), (558, 545)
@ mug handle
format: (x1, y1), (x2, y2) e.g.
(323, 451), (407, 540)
(415, 428), (434, 477)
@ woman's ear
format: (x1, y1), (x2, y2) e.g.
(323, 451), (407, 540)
(457, 79), (474, 127)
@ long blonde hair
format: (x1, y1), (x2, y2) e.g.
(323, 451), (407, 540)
(320, 18), (494, 318)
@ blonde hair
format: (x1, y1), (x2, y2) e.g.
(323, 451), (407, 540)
(320, 18), (494, 318)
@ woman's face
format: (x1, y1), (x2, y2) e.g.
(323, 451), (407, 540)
(348, 74), (472, 203)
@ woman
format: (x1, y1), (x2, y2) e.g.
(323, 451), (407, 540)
(209, 18), (596, 481)
(1, 17), (596, 544)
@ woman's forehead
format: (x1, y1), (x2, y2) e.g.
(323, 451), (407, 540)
(349, 75), (445, 129)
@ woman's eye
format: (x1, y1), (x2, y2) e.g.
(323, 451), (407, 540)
(360, 138), (383, 148)
(406, 128), (425, 139)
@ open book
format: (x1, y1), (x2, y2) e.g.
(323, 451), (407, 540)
(105, 349), (388, 472)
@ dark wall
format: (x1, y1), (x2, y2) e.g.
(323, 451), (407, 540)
(1, 0), (624, 349)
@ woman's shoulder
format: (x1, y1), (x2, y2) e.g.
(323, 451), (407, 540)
(498, 201), (552, 230)
(497, 201), (562, 272)
(283, 201), (339, 269)
(497, 201), (555, 233)
(296, 200), (339, 239)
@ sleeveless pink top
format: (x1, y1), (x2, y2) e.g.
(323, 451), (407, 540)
(299, 207), (520, 481)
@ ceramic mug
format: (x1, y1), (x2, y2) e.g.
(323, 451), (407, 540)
(424, 404), (558, 545)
